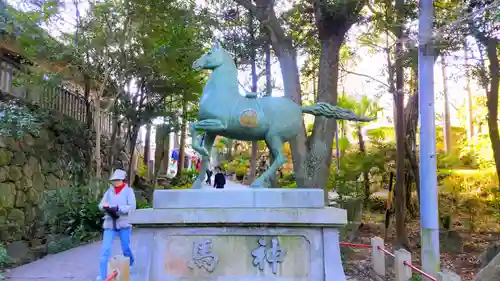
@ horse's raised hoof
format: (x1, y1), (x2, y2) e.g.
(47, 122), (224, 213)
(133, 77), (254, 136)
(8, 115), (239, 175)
(191, 179), (203, 189)
(249, 180), (268, 188)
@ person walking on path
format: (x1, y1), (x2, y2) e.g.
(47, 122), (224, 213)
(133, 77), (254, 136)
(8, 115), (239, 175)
(205, 163), (213, 185)
(213, 167), (226, 189)
(96, 169), (136, 281)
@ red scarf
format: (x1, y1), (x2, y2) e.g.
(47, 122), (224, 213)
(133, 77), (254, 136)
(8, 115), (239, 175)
(114, 183), (126, 194)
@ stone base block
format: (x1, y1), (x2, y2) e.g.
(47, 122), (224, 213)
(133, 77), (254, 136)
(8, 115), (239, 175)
(131, 188), (347, 281)
(152, 188), (326, 209)
(131, 226), (346, 281)
(130, 204), (347, 281)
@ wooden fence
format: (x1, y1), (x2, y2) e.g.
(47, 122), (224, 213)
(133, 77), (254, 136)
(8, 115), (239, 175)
(0, 57), (112, 136)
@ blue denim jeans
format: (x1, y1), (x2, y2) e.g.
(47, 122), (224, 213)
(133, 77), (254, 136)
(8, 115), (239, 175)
(99, 228), (135, 280)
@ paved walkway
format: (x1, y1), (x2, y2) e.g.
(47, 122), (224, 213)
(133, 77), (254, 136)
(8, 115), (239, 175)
(5, 181), (386, 281)
(5, 181), (247, 281)
(5, 232), (147, 281)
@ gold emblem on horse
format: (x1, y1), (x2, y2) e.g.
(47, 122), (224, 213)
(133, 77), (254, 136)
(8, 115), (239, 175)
(239, 109), (259, 128)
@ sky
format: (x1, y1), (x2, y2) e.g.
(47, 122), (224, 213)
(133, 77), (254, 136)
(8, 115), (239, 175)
(6, 0), (486, 148)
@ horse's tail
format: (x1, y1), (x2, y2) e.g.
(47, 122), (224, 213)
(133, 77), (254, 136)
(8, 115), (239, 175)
(301, 102), (376, 122)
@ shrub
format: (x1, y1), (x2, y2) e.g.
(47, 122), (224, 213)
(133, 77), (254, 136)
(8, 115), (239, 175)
(437, 151), (466, 169)
(0, 100), (41, 140)
(235, 166), (247, 177)
(440, 168), (498, 195)
(227, 157), (249, 175)
(218, 160), (229, 172)
(460, 195), (486, 232)
(170, 170), (199, 188)
(171, 183), (191, 189)
(277, 172), (295, 187)
(0, 245), (11, 280)
(41, 181), (108, 242)
(137, 155), (148, 178)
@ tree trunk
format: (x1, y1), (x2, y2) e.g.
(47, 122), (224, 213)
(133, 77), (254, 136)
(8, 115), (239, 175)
(128, 123), (140, 181)
(394, 0), (410, 249)
(227, 138), (233, 161)
(465, 41), (474, 145)
(307, 35), (342, 191)
(404, 91), (420, 201)
(109, 106), (119, 167)
(273, 42), (308, 187)
(484, 39), (500, 182)
(163, 131), (171, 173)
(265, 40), (272, 97)
(233, 0), (365, 192)
(177, 98), (188, 176)
(154, 124), (171, 182)
(144, 123), (151, 165)
(83, 73), (93, 174)
(95, 98), (102, 179)
(358, 126), (370, 205)
(441, 56), (452, 154)
(249, 11), (258, 182)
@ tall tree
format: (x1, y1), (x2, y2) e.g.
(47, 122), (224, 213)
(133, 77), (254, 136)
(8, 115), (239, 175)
(441, 55), (452, 153)
(248, 11), (259, 182)
(394, 0), (409, 249)
(466, 0), (500, 181)
(233, 0), (367, 191)
(464, 39), (474, 145)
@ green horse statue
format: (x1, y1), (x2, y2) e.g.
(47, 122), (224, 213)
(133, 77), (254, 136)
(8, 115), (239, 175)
(190, 41), (375, 188)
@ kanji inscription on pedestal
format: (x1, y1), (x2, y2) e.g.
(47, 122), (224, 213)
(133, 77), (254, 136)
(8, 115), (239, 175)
(188, 239), (219, 272)
(251, 237), (286, 274)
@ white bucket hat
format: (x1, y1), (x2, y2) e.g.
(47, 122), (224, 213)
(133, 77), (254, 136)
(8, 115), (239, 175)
(109, 169), (127, 181)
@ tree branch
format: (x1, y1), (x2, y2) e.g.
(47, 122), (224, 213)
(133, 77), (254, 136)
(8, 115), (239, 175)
(340, 66), (390, 88)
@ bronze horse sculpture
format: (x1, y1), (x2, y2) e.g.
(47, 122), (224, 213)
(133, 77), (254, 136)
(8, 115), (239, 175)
(189, 41), (375, 188)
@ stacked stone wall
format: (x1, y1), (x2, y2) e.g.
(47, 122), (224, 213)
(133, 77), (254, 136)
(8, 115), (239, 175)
(0, 113), (128, 264)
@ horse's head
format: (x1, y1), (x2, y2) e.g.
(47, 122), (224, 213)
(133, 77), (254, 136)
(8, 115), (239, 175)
(192, 40), (233, 71)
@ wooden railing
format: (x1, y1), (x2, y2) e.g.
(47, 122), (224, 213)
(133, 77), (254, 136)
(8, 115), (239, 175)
(0, 57), (112, 136)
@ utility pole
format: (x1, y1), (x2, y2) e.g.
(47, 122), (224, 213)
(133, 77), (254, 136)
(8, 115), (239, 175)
(418, 0), (440, 278)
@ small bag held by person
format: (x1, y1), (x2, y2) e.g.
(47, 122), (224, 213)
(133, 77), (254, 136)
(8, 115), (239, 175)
(96, 169), (136, 281)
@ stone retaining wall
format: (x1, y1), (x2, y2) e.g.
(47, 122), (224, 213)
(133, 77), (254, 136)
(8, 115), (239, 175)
(0, 113), (128, 264)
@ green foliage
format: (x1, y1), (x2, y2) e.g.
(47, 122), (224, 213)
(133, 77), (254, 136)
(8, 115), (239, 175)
(277, 172), (296, 187)
(41, 181), (108, 242)
(136, 199), (151, 209)
(218, 160), (229, 172)
(47, 235), (85, 255)
(460, 195), (485, 232)
(437, 151), (466, 169)
(0, 244), (10, 280)
(410, 275), (422, 281)
(440, 168), (498, 195)
(137, 155), (148, 178)
(170, 170), (199, 188)
(0, 101), (40, 140)
(227, 157), (250, 175)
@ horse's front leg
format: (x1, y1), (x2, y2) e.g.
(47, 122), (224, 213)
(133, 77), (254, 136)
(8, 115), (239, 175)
(191, 119), (226, 156)
(192, 133), (216, 189)
(250, 135), (287, 188)
(190, 123), (204, 155)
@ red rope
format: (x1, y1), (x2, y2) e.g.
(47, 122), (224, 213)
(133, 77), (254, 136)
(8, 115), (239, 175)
(104, 270), (118, 281)
(339, 242), (371, 248)
(376, 246), (395, 257)
(403, 261), (437, 281)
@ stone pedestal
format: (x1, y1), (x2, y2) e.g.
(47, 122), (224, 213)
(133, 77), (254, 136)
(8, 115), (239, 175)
(129, 189), (348, 281)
